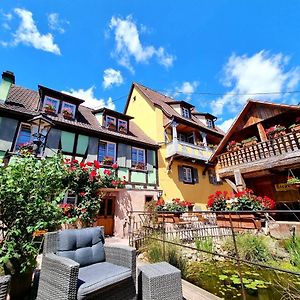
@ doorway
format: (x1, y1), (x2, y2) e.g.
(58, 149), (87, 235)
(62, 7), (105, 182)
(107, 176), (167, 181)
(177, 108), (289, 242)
(96, 196), (115, 235)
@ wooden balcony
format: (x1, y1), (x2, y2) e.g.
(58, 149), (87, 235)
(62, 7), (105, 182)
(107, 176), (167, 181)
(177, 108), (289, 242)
(217, 131), (300, 177)
(166, 140), (213, 161)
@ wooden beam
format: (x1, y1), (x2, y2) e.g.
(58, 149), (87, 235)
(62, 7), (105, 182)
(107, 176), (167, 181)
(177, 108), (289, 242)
(257, 122), (268, 142)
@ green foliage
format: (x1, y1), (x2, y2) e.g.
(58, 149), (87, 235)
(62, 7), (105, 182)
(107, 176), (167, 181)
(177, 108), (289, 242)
(142, 237), (187, 277)
(222, 234), (271, 263)
(283, 235), (300, 268)
(195, 238), (213, 253)
(0, 155), (68, 274)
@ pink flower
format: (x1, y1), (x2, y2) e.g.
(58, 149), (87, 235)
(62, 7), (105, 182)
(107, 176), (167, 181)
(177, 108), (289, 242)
(112, 163), (118, 169)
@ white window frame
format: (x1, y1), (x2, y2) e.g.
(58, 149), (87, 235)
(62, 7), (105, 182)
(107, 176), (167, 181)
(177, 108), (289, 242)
(43, 96), (60, 114)
(207, 119), (213, 128)
(105, 115), (116, 129)
(118, 119), (128, 133)
(182, 107), (190, 118)
(131, 147), (146, 169)
(61, 101), (76, 118)
(98, 140), (116, 163)
(14, 123), (32, 151)
(183, 166), (193, 183)
(62, 191), (78, 205)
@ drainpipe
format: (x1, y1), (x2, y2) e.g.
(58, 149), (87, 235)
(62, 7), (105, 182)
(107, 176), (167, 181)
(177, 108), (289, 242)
(0, 71), (15, 102)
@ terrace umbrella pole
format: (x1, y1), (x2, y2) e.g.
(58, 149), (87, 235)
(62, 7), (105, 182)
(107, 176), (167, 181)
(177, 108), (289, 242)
(228, 211), (247, 300)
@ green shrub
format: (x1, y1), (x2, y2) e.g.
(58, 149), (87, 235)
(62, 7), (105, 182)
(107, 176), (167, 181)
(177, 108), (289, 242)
(195, 238), (213, 253)
(283, 236), (300, 269)
(222, 234), (270, 262)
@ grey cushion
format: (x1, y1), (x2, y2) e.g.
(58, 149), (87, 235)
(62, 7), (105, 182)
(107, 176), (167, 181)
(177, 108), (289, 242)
(57, 227), (105, 267)
(77, 262), (132, 299)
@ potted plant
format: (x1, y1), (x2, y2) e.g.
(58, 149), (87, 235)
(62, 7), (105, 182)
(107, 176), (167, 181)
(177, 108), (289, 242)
(17, 142), (34, 156)
(106, 121), (116, 130)
(207, 189), (275, 230)
(0, 154), (69, 299)
(135, 162), (145, 170)
(119, 124), (127, 134)
(226, 140), (241, 152)
(44, 103), (56, 115)
(289, 117), (300, 133)
(241, 136), (258, 147)
(208, 144), (217, 151)
(62, 108), (74, 119)
(266, 125), (286, 139)
(287, 176), (300, 189)
(102, 156), (114, 166)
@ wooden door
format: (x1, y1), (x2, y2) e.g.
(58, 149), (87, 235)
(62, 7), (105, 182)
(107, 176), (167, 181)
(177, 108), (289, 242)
(96, 196), (115, 235)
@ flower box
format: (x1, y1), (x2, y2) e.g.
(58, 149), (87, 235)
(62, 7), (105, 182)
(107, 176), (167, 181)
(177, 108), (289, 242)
(226, 141), (241, 152)
(216, 213), (262, 230)
(241, 136), (258, 147)
(266, 125), (286, 139)
(44, 107), (56, 115)
(289, 124), (300, 133)
(62, 109), (74, 120)
(102, 157), (114, 166)
(119, 126), (127, 134)
(134, 162), (146, 170)
(107, 123), (116, 130)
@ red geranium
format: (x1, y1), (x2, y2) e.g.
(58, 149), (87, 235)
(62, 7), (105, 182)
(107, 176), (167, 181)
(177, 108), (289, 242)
(112, 163), (118, 169)
(94, 160), (101, 169)
(89, 170), (97, 181)
(103, 169), (111, 176)
(86, 161), (93, 167)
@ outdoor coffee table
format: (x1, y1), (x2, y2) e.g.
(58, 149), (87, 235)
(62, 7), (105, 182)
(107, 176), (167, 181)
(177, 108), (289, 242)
(138, 262), (182, 300)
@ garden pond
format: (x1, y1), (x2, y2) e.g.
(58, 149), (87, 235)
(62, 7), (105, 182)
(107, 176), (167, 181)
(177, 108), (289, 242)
(186, 261), (300, 300)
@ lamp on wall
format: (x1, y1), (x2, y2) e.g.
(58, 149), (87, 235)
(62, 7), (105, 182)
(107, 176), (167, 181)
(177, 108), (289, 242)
(158, 190), (163, 198)
(28, 114), (54, 157)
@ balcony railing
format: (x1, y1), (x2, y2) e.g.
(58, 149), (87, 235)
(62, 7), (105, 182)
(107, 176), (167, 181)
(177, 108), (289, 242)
(166, 140), (213, 161)
(218, 131), (300, 170)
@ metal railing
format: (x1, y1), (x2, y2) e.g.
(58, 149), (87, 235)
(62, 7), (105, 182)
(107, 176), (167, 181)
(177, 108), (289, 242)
(128, 210), (300, 300)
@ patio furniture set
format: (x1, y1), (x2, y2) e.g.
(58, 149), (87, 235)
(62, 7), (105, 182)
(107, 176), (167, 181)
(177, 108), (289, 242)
(34, 226), (182, 300)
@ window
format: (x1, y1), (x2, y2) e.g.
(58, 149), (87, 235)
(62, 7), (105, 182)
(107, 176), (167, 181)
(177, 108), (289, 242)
(207, 119), (214, 128)
(183, 166), (193, 183)
(98, 141), (116, 165)
(62, 102), (76, 119)
(132, 147), (146, 170)
(208, 169), (223, 185)
(62, 191), (78, 205)
(43, 96), (60, 114)
(178, 133), (194, 144)
(15, 124), (31, 150)
(118, 119), (128, 133)
(182, 107), (190, 118)
(105, 116), (116, 130)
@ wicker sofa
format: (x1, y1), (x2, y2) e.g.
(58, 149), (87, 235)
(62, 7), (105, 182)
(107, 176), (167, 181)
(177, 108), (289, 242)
(37, 227), (136, 300)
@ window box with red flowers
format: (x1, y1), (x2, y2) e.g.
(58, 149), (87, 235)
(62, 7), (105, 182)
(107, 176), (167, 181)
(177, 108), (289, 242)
(133, 162), (146, 170)
(289, 117), (300, 133)
(207, 189), (275, 229)
(102, 156), (114, 166)
(62, 108), (74, 119)
(44, 104), (57, 115)
(106, 122), (116, 131)
(287, 176), (300, 189)
(266, 125), (286, 139)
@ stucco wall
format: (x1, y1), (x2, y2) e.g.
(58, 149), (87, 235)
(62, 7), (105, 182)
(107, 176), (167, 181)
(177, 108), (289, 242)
(114, 189), (159, 237)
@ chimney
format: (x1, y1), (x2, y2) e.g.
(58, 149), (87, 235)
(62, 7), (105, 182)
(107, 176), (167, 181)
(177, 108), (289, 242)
(0, 71), (15, 102)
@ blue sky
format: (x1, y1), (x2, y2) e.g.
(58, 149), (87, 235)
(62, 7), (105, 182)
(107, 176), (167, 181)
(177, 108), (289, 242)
(1, 0), (300, 131)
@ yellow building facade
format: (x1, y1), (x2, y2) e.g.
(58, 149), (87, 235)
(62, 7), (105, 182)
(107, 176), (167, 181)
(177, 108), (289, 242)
(125, 83), (232, 209)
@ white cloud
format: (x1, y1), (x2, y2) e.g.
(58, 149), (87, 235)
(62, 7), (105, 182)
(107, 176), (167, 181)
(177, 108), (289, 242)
(211, 51), (300, 115)
(172, 81), (199, 100)
(103, 68), (124, 89)
(0, 8), (61, 55)
(109, 15), (175, 72)
(62, 87), (115, 110)
(48, 13), (68, 34)
(218, 118), (235, 133)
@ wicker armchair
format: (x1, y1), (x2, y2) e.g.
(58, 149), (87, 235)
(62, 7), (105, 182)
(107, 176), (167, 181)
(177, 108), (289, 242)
(0, 275), (11, 300)
(37, 227), (136, 300)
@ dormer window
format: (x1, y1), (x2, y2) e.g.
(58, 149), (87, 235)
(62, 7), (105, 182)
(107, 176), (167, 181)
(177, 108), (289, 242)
(182, 107), (191, 119)
(43, 96), (59, 114)
(106, 116), (117, 130)
(62, 102), (76, 120)
(118, 119), (128, 134)
(207, 119), (214, 128)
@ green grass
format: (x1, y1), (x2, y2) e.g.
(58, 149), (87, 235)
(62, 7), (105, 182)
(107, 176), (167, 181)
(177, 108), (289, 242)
(283, 235), (300, 269)
(195, 238), (213, 253)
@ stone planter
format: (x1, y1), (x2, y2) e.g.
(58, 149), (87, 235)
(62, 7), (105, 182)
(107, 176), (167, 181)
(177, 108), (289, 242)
(216, 213), (262, 230)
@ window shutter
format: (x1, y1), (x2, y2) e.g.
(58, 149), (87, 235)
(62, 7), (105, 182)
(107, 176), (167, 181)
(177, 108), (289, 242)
(76, 134), (89, 155)
(61, 131), (75, 153)
(125, 145), (132, 168)
(147, 149), (155, 171)
(87, 137), (99, 161)
(117, 143), (127, 167)
(0, 117), (18, 151)
(44, 128), (61, 156)
(178, 166), (184, 182)
(193, 168), (199, 183)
